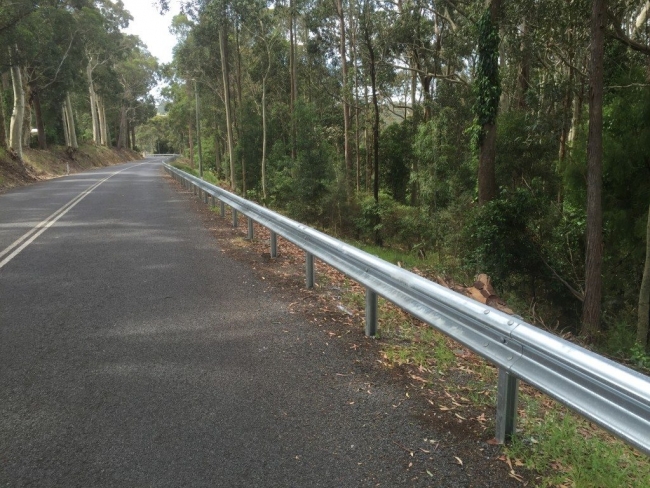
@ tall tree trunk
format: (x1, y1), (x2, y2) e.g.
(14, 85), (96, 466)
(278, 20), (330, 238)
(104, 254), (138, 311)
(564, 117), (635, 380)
(130, 123), (136, 151)
(219, 24), (236, 191)
(235, 24), (245, 194)
(186, 81), (194, 168)
(62, 103), (71, 147)
(214, 112), (222, 179)
(363, 17), (381, 246)
(22, 81), (31, 147)
(337, 0), (352, 195)
(31, 87), (46, 149)
(558, 66), (574, 162)
(98, 96), (108, 146)
(0, 83), (7, 149)
(289, 0), (297, 161)
(638, 201), (650, 350)
(9, 63), (24, 159)
(516, 20), (530, 109)
(87, 62), (101, 144)
(364, 82), (370, 192)
(351, 3), (361, 193)
(581, 0), (607, 340)
(477, 0), (501, 205)
(567, 77), (585, 149)
(410, 59), (419, 206)
(117, 104), (127, 150)
(66, 93), (78, 149)
(261, 49), (270, 203)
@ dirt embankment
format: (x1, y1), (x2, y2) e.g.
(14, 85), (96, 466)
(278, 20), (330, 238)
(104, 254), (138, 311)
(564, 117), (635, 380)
(0, 145), (143, 193)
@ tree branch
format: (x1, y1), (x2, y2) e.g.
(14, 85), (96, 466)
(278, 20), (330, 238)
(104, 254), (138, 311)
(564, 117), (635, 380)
(607, 10), (650, 56)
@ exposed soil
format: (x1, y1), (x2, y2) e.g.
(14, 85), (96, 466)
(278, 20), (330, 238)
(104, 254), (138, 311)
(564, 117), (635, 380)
(166, 175), (540, 487)
(0, 145), (142, 193)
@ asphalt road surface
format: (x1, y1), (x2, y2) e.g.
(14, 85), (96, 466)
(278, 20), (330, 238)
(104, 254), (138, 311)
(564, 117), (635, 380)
(1, 159), (515, 487)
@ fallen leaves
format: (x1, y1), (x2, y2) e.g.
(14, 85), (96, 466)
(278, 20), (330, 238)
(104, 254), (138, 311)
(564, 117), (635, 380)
(498, 455), (526, 483)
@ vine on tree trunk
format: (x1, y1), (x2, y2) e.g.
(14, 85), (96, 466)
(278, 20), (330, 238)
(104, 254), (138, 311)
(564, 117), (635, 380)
(472, 8), (501, 146)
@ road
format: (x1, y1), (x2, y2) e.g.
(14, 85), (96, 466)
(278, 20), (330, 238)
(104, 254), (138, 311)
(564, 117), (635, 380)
(0, 158), (516, 487)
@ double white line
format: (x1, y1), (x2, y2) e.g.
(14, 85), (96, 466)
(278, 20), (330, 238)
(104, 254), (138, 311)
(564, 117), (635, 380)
(0, 164), (143, 270)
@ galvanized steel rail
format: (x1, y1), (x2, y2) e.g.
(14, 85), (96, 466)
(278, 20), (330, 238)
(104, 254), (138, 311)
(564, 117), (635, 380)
(164, 163), (650, 456)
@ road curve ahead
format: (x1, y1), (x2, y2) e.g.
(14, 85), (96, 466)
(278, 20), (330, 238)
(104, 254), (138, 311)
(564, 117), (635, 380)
(1, 159), (511, 487)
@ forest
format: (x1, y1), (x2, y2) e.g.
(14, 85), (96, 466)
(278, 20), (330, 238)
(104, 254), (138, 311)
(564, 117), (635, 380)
(2, 0), (650, 362)
(0, 1), (158, 158)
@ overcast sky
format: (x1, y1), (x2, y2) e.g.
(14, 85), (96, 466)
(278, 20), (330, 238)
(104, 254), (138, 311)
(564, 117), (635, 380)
(121, 0), (181, 65)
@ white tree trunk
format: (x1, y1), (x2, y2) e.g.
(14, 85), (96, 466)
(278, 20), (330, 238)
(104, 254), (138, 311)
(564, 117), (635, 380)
(66, 93), (78, 149)
(62, 103), (71, 147)
(87, 62), (100, 143)
(117, 104), (127, 149)
(9, 63), (24, 158)
(219, 26), (236, 191)
(98, 95), (108, 146)
(22, 80), (32, 147)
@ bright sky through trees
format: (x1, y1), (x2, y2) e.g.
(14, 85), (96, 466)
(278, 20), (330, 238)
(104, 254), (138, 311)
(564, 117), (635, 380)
(121, 0), (180, 65)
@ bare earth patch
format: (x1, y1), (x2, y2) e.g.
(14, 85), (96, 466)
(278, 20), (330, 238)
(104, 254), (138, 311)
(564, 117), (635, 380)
(0, 145), (142, 193)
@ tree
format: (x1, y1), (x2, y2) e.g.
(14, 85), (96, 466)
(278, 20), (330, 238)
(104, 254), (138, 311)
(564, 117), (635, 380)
(475, 0), (501, 205)
(639, 201), (650, 350)
(580, 0), (607, 340)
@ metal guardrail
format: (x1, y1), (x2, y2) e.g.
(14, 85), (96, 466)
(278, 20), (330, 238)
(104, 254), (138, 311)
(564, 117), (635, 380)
(164, 163), (650, 456)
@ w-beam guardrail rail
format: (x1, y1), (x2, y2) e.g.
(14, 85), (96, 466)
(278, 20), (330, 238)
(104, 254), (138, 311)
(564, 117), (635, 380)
(164, 162), (650, 456)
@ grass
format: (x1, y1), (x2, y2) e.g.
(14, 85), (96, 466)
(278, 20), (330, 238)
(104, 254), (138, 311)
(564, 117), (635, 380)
(508, 399), (650, 487)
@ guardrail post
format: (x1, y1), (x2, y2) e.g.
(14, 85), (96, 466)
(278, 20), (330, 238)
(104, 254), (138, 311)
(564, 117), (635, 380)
(365, 288), (378, 337)
(220, 201), (225, 218)
(306, 252), (314, 289)
(495, 368), (519, 444)
(193, 184), (197, 196)
(247, 218), (254, 240)
(232, 209), (238, 228)
(270, 231), (277, 258)
(211, 195), (215, 207)
(203, 191), (208, 204)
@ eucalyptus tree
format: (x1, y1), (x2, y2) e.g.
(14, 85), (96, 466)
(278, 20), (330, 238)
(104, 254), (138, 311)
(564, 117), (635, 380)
(79, 3), (130, 145)
(111, 36), (158, 149)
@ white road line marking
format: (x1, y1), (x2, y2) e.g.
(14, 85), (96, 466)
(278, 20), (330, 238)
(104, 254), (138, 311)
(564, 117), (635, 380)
(0, 163), (145, 270)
